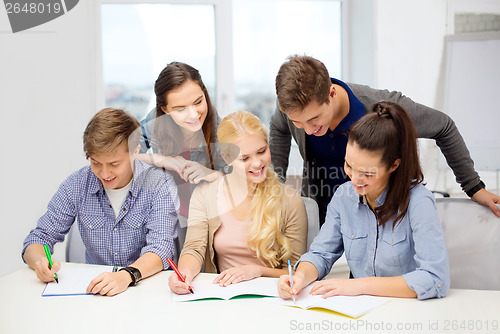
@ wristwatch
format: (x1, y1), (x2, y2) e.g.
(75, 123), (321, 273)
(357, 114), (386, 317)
(119, 266), (142, 286)
(466, 181), (485, 198)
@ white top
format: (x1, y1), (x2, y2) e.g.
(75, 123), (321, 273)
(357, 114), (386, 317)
(104, 178), (133, 218)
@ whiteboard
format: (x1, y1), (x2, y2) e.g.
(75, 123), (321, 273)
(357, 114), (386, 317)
(443, 32), (500, 171)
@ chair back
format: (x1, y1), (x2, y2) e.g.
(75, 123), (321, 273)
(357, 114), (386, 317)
(436, 198), (500, 290)
(302, 196), (320, 251)
(65, 223), (86, 263)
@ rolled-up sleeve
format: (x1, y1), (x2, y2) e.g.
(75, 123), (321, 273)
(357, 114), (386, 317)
(22, 175), (77, 259)
(403, 192), (450, 300)
(140, 172), (179, 270)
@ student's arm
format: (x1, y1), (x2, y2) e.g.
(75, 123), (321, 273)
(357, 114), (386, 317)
(355, 85), (499, 216)
(278, 191), (346, 300)
(22, 174), (78, 281)
(137, 153), (187, 178)
(23, 244), (61, 283)
(269, 103), (293, 182)
(283, 187), (308, 265)
(309, 276), (417, 298)
(169, 183), (212, 294)
(87, 252), (164, 296)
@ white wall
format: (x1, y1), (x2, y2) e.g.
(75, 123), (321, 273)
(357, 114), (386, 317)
(373, 0), (499, 195)
(0, 2), (95, 277)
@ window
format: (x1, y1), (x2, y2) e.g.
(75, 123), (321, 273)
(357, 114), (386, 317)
(232, 0), (343, 125)
(101, 3), (216, 120)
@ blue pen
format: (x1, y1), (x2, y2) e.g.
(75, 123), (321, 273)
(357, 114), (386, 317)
(287, 260), (295, 303)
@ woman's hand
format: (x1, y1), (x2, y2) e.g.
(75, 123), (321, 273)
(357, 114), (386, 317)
(277, 271), (308, 300)
(310, 278), (363, 298)
(168, 270), (195, 295)
(181, 161), (221, 184)
(213, 265), (262, 287)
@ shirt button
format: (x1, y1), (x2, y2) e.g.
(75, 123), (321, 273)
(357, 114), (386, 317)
(331, 146), (335, 150)
(329, 134), (334, 138)
(370, 269), (373, 273)
(137, 223), (141, 227)
(88, 224), (93, 229)
(109, 205), (112, 208)
(114, 252), (118, 256)
(437, 283), (441, 288)
(123, 208), (127, 211)
(351, 234), (355, 238)
(114, 228), (117, 232)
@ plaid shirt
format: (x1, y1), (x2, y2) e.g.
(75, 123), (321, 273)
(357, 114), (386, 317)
(22, 160), (179, 269)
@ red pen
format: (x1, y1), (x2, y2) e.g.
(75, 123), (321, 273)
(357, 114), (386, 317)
(167, 258), (194, 294)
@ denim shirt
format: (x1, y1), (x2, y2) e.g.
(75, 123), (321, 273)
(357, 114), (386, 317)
(22, 160), (179, 269)
(298, 182), (450, 300)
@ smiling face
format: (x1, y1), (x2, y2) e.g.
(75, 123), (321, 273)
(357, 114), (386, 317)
(344, 142), (400, 202)
(226, 132), (271, 185)
(161, 80), (208, 135)
(287, 99), (336, 136)
(89, 142), (138, 189)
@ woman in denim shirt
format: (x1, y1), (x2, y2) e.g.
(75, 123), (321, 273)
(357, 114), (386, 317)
(278, 101), (450, 300)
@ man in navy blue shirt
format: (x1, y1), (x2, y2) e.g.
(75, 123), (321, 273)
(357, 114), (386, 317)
(270, 55), (500, 225)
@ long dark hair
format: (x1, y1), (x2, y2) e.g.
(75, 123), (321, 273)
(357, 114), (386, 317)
(348, 101), (424, 226)
(153, 62), (217, 168)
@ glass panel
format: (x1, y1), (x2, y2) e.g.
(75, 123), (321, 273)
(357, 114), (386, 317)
(232, 0), (342, 126)
(101, 4), (216, 121)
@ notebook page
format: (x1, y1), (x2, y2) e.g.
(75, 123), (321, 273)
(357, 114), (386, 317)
(172, 276), (279, 302)
(42, 266), (112, 296)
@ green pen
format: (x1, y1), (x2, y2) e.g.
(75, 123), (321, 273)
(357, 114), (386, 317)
(43, 245), (59, 283)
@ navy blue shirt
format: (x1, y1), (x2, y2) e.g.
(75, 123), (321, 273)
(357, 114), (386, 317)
(306, 78), (365, 223)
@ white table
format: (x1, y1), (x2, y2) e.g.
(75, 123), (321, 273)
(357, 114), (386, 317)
(1, 263), (499, 334)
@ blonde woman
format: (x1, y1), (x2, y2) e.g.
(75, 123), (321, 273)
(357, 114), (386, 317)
(169, 110), (308, 294)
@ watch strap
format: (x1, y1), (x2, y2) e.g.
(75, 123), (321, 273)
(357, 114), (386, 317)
(119, 266), (142, 286)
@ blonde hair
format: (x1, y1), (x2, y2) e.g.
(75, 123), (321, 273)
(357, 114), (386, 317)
(217, 110), (291, 267)
(83, 108), (140, 159)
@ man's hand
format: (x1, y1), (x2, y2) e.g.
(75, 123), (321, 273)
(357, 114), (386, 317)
(86, 271), (132, 296)
(471, 188), (500, 218)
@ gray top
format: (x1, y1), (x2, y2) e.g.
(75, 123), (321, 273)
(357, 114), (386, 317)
(269, 82), (482, 202)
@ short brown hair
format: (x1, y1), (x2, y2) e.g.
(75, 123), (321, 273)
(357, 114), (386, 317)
(275, 55), (331, 113)
(83, 108), (140, 159)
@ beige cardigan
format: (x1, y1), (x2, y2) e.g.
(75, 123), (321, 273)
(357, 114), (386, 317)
(180, 177), (308, 273)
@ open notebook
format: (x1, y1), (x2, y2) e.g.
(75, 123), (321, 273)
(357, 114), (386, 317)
(264, 284), (391, 318)
(42, 266), (112, 297)
(171, 275), (280, 302)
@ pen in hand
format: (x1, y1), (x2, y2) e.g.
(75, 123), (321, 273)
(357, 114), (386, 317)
(167, 258), (194, 294)
(43, 245), (59, 283)
(288, 260), (295, 303)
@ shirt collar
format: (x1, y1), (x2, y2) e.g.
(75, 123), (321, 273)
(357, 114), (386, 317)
(356, 184), (389, 207)
(88, 159), (144, 197)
